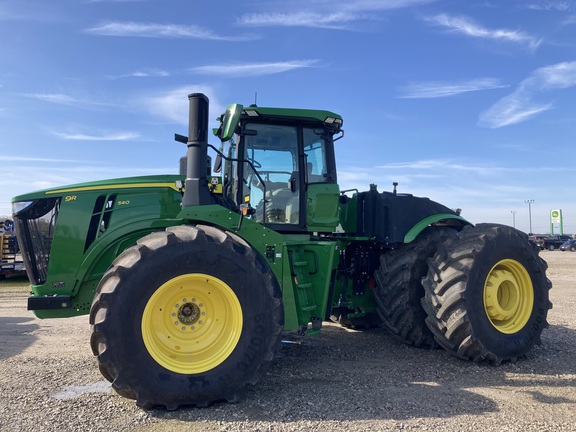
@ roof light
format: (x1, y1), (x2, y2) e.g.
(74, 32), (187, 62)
(244, 109), (260, 117)
(324, 117), (342, 125)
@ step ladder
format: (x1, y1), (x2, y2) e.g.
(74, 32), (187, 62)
(288, 246), (322, 335)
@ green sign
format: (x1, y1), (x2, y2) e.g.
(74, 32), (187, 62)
(550, 209), (563, 234)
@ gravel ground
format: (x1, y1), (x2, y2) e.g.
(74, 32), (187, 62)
(1, 251), (575, 432)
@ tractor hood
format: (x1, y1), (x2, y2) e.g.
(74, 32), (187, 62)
(12, 175), (184, 203)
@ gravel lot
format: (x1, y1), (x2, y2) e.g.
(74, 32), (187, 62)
(1, 251), (575, 432)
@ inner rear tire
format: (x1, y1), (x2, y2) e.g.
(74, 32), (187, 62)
(374, 227), (457, 348)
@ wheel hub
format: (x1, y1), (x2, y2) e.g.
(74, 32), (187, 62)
(484, 270), (520, 321)
(176, 301), (201, 326)
(483, 259), (534, 334)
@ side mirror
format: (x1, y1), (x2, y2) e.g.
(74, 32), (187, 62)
(219, 103), (243, 142)
(213, 154), (222, 173)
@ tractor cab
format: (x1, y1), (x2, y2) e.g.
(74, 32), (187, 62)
(216, 105), (344, 233)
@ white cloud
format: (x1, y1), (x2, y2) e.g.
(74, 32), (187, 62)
(50, 130), (141, 141)
(399, 78), (507, 98)
(530, 61), (576, 89)
(238, 0), (435, 29)
(479, 97), (552, 128)
(238, 12), (361, 29)
(138, 85), (224, 125)
(22, 93), (113, 108)
(0, 155), (84, 163)
(375, 158), (514, 177)
(479, 61), (576, 128)
(85, 21), (254, 41)
(423, 14), (542, 51)
(106, 69), (170, 80)
(342, 0), (436, 11)
(337, 158), (513, 195)
(189, 60), (320, 77)
(524, 2), (572, 11)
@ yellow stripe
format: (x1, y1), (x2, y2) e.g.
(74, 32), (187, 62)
(44, 182), (180, 195)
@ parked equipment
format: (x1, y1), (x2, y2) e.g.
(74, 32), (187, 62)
(12, 93), (552, 409)
(0, 219), (25, 279)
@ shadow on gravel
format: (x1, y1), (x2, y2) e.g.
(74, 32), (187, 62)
(0, 317), (38, 360)
(143, 330), (498, 422)
(142, 322), (576, 423)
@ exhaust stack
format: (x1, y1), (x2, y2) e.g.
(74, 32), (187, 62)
(182, 93), (213, 207)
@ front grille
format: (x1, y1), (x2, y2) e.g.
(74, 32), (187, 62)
(13, 198), (60, 285)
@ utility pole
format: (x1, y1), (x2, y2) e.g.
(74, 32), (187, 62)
(511, 210), (517, 228)
(524, 199), (534, 234)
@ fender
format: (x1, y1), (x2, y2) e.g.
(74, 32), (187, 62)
(355, 188), (471, 245)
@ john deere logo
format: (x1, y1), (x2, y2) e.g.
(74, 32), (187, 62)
(550, 209), (562, 226)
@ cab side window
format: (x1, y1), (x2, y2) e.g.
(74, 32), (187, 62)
(303, 128), (328, 184)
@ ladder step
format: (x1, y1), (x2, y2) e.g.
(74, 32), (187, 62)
(301, 305), (316, 312)
(293, 261), (308, 267)
(296, 283), (312, 289)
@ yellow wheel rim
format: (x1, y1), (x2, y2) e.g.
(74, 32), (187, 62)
(141, 274), (243, 374)
(483, 259), (534, 334)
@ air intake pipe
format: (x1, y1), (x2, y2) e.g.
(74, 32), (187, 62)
(182, 93), (213, 207)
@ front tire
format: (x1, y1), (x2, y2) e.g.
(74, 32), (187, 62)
(89, 225), (283, 409)
(422, 224), (552, 363)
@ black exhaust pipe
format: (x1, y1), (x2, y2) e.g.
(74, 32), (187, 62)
(182, 93), (213, 207)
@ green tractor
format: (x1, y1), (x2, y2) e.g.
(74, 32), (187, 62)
(12, 93), (551, 409)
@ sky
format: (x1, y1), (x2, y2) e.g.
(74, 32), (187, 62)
(1, 0), (576, 235)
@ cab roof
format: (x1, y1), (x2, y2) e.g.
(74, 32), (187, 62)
(241, 106), (343, 126)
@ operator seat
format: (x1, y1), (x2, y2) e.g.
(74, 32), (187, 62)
(264, 177), (298, 224)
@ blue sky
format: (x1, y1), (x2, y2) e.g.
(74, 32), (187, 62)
(1, 0), (575, 235)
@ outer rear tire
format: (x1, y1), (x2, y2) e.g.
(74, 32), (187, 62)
(89, 225), (283, 409)
(422, 223), (552, 363)
(374, 227), (457, 348)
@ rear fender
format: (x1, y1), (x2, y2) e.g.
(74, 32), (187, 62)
(404, 213), (471, 243)
(355, 189), (471, 244)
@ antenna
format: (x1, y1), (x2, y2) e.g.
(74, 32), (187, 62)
(254, 92), (257, 106)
